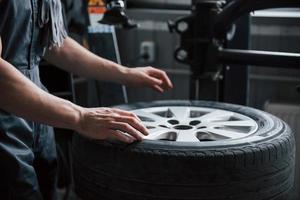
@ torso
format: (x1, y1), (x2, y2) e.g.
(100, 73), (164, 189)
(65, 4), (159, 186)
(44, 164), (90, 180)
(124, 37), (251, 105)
(0, 0), (44, 70)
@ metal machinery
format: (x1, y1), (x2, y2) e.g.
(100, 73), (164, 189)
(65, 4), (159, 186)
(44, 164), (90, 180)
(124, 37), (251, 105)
(168, 0), (300, 101)
(100, 0), (137, 29)
(127, 0), (300, 102)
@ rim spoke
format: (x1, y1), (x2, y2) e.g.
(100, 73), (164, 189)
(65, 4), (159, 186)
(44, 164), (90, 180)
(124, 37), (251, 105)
(176, 131), (200, 142)
(143, 121), (161, 127)
(168, 107), (190, 120)
(197, 110), (234, 122)
(206, 128), (246, 139)
(210, 120), (257, 127)
(144, 127), (172, 140)
(134, 110), (165, 122)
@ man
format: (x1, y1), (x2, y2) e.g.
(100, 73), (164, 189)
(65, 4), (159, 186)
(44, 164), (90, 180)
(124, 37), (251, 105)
(0, 0), (173, 199)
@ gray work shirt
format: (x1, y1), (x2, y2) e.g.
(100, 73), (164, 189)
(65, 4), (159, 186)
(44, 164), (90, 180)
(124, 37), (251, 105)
(0, 0), (46, 71)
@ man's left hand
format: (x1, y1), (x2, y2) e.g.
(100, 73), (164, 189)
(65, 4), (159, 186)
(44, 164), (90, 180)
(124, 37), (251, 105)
(122, 67), (173, 93)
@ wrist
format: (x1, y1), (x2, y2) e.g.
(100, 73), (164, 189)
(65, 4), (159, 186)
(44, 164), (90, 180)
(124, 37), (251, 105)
(100, 58), (130, 84)
(117, 65), (131, 85)
(64, 101), (85, 132)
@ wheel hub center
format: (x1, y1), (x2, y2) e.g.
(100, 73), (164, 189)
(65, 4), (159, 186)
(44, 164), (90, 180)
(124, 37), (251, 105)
(173, 125), (193, 130)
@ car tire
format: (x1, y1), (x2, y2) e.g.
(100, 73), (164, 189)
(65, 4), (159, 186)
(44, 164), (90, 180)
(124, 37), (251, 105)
(72, 100), (295, 200)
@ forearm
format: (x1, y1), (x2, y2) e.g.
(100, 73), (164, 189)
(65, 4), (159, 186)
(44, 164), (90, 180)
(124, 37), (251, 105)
(0, 58), (82, 130)
(44, 37), (129, 83)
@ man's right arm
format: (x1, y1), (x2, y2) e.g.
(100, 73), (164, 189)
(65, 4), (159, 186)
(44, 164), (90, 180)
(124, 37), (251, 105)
(0, 55), (82, 130)
(0, 38), (147, 143)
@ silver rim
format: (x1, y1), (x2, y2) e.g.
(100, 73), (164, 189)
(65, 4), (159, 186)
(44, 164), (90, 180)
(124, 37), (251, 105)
(133, 106), (259, 142)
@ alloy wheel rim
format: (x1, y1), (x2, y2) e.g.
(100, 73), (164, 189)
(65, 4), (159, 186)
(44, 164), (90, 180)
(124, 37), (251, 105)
(132, 106), (259, 142)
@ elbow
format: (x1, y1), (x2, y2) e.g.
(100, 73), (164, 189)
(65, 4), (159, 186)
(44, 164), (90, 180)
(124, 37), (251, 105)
(43, 37), (70, 60)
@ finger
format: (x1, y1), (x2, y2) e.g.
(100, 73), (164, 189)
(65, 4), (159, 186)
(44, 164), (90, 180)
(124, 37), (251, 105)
(152, 85), (164, 93)
(110, 122), (144, 141)
(148, 68), (173, 89)
(113, 116), (149, 135)
(112, 109), (142, 122)
(146, 76), (163, 86)
(160, 72), (173, 89)
(108, 130), (136, 143)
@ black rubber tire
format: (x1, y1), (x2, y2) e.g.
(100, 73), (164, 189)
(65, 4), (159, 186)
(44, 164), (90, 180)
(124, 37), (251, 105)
(72, 100), (295, 200)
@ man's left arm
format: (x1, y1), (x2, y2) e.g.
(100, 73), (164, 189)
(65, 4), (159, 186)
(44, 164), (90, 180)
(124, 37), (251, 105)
(44, 37), (173, 92)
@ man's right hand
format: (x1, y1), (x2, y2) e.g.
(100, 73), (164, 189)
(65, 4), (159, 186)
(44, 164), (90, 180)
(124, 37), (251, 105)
(76, 107), (149, 143)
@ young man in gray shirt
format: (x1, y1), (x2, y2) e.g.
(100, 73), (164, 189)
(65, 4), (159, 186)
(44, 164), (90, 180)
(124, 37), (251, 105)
(0, 0), (173, 199)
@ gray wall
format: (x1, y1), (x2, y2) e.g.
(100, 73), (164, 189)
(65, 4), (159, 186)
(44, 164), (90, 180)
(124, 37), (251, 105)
(117, 9), (191, 103)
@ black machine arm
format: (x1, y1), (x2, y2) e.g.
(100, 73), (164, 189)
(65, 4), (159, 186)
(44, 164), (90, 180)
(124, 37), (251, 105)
(214, 0), (300, 69)
(219, 49), (300, 69)
(214, 0), (300, 38)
